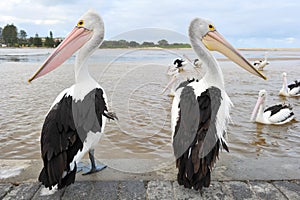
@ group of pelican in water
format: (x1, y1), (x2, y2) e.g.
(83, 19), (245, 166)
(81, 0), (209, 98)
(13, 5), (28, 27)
(165, 54), (298, 126)
(28, 9), (298, 194)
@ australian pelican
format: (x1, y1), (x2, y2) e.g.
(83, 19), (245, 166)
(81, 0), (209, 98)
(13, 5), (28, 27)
(251, 90), (295, 125)
(253, 52), (269, 71)
(183, 54), (203, 68)
(171, 18), (266, 191)
(166, 58), (188, 76)
(28, 10), (117, 190)
(163, 66), (202, 97)
(279, 72), (300, 97)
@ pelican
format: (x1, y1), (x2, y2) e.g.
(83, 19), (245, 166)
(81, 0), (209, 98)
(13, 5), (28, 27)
(163, 61), (202, 97)
(173, 58), (188, 69)
(253, 52), (269, 71)
(166, 58), (188, 76)
(28, 10), (117, 190)
(279, 72), (300, 97)
(171, 18), (266, 191)
(193, 58), (203, 68)
(183, 54), (203, 68)
(251, 90), (294, 124)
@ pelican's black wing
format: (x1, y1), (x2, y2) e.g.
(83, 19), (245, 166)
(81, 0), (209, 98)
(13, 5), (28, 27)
(39, 88), (108, 189)
(173, 86), (227, 191)
(39, 93), (81, 190)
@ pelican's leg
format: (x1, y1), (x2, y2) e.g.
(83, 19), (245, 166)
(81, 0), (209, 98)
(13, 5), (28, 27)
(82, 149), (107, 175)
(104, 111), (118, 121)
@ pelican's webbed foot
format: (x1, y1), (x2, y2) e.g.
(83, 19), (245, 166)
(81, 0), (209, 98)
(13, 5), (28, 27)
(80, 149), (107, 175)
(104, 111), (118, 121)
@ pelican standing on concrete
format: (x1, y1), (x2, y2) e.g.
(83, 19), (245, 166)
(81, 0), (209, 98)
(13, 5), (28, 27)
(171, 18), (266, 191)
(28, 10), (117, 190)
(279, 72), (300, 97)
(251, 90), (294, 124)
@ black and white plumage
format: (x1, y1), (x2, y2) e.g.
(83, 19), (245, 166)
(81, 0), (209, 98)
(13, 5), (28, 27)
(279, 72), (300, 97)
(166, 58), (187, 76)
(28, 10), (117, 190)
(171, 18), (266, 191)
(253, 52), (269, 71)
(173, 58), (187, 68)
(164, 56), (203, 97)
(251, 90), (294, 125)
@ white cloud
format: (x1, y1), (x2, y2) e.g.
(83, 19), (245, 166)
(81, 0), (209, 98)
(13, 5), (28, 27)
(0, 0), (299, 47)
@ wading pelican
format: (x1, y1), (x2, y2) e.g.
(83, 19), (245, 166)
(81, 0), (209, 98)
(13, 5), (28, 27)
(193, 58), (203, 68)
(279, 72), (300, 97)
(174, 58), (188, 69)
(251, 90), (294, 124)
(171, 18), (266, 191)
(183, 54), (203, 68)
(253, 52), (269, 71)
(166, 58), (188, 76)
(164, 56), (203, 97)
(28, 10), (117, 190)
(163, 64), (202, 97)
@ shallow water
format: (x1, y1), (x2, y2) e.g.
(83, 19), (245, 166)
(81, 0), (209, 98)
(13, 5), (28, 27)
(0, 48), (300, 169)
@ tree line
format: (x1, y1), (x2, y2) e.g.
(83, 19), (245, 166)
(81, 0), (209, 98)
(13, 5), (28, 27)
(0, 24), (191, 48)
(0, 24), (61, 47)
(100, 39), (191, 48)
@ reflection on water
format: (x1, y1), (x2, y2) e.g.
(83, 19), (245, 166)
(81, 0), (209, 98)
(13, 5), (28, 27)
(0, 48), (300, 163)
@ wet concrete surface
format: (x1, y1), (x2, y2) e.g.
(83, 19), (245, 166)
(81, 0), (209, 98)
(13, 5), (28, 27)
(0, 153), (300, 199)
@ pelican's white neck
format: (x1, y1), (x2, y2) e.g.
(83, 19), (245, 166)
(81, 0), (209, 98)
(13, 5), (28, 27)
(256, 101), (265, 121)
(74, 19), (104, 83)
(189, 35), (224, 89)
(75, 49), (93, 83)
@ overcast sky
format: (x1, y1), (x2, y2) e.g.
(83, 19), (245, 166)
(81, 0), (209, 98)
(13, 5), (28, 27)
(0, 0), (299, 47)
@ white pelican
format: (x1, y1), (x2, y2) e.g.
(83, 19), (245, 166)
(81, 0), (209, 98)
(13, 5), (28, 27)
(251, 90), (294, 125)
(253, 52), (269, 71)
(28, 10), (117, 190)
(173, 58), (188, 69)
(193, 58), (203, 68)
(163, 63), (202, 97)
(279, 72), (300, 97)
(183, 54), (203, 68)
(166, 58), (188, 76)
(171, 18), (266, 191)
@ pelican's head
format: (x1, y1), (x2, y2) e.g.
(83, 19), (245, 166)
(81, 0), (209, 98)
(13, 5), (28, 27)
(282, 72), (287, 77)
(189, 18), (266, 80)
(258, 89), (267, 100)
(28, 9), (104, 82)
(250, 89), (266, 121)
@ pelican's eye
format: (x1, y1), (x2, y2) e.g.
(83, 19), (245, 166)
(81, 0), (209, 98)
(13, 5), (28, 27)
(77, 20), (84, 27)
(208, 24), (215, 31)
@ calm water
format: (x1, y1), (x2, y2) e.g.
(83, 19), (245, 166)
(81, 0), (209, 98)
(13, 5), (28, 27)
(0, 48), (300, 168)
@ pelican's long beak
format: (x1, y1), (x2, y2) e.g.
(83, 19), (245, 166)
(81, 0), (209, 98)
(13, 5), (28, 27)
(202, 30), (267, 80)
(283, 76), (289, 93)
(250, 96), (263, 122)
(162, 75), (177, 94)
(28, 26), (93, 82)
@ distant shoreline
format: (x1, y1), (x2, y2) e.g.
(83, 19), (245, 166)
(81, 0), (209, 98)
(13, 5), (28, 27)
(1, 47), (300, 51)
(237, 47), (300, 51)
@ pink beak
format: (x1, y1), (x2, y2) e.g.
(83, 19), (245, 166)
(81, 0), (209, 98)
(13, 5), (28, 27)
(28, 26), (92, 82)
(250, 96), (263, 122)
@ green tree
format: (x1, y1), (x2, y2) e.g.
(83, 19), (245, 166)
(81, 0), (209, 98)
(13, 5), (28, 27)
(128, 41), (140, 48)
(19, 30), (27, 46)
(0, 27), (3, 44)
(33, 33), (42, 47)
(158, 39), (169, 46)
(141, 41), (155, 47)
(44, 31), (55, 47)
(2, 24), (18, 46)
